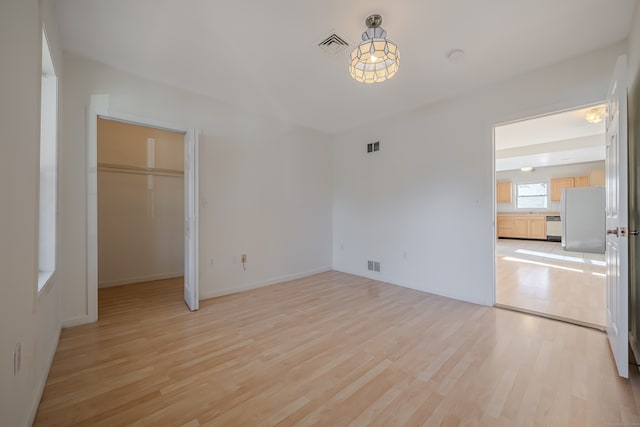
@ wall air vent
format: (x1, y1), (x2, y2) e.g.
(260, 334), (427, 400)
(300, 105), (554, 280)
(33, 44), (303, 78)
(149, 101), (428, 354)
(317, 32), (350, 56)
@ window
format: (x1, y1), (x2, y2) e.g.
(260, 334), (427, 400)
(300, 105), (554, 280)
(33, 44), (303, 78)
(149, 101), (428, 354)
(516, 182), (548, 209)
(38, 29), (58, 292)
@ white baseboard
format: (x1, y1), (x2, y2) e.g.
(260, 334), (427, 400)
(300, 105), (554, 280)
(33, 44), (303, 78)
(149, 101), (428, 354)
(62, 314), (93, 328)
(199, 266), (332, 300)
(27, 325), (61, 427)
(98, 272), (183, 288)
(331, 267), (490, 307)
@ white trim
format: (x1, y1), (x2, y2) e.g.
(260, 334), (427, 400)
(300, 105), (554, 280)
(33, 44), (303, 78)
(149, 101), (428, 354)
(86, 95), (199, 324)
(99, 272), (183, 288)
(185, 129), (200, 310)
(87, 95), (108, 323)
(26, 326), (61, 427)
(199, 267), (332, 300)
(491, 123), (497, 306)
(62, 315), (93, 328)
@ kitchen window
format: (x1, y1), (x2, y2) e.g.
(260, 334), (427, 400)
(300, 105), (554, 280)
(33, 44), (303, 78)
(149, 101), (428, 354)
(516, 182), (548, 209)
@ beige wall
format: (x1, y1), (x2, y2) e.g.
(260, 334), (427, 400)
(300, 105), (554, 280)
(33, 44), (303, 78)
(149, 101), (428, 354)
(97, 118), (184, 170)
(97, 118), (184, 286)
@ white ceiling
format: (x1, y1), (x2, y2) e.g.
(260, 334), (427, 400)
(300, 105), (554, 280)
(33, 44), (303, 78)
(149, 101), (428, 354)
(495, 105), (606, 150)
(495, 106), (606, 171)
(52, 0), (637, 134)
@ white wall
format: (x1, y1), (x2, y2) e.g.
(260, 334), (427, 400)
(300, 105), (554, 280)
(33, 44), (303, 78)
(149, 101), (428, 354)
(496, 160), (605, 213)
(0, 0), (64, 425)
(332, 42), (626, 306)
(60, 56), (333, 322)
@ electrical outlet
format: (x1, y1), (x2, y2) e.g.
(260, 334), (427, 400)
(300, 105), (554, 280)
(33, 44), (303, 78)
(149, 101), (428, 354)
(14, 343), (21, 375)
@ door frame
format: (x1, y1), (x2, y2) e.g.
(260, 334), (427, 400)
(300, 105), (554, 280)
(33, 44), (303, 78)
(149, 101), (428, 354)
(86, 94), (199, 322)
(491, 101), (607, 308)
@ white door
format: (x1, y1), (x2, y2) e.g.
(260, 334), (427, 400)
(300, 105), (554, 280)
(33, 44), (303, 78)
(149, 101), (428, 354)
(605, 55), (628, 378)
(184, 129), (200, 311)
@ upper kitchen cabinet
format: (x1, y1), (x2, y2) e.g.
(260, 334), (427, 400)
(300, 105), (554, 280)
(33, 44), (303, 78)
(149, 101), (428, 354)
(574, 176), (590, 188)
(496, 181), (512, 203)
(550, 177), (575, 201)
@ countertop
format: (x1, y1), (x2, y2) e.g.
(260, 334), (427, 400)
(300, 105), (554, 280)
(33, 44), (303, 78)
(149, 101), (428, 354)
(497, 211), (560, 216)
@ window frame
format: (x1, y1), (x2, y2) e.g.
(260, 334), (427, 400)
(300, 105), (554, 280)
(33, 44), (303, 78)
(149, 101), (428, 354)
(38, 28), (58, 293)
(515, 181), (549, 210)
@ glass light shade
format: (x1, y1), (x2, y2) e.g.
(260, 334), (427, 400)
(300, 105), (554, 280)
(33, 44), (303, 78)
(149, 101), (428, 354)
(349, 27), (400, 84)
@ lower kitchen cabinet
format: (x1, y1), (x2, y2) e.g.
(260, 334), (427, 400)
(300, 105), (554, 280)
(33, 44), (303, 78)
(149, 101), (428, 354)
(497, 215), (547, 239)
(512, 218), (529, 238)
(529, 218), (547, 239)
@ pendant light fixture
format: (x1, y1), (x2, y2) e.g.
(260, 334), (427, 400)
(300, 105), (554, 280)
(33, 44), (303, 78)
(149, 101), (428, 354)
(349, 14), (400, 84)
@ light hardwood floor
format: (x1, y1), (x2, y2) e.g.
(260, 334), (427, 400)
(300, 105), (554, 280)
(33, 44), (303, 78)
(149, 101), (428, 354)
(496, 239), (605, 328)
(35, 272), (640, 426)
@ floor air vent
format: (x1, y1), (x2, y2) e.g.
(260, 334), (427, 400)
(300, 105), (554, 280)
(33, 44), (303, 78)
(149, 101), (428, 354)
(318, 33), (350, 56)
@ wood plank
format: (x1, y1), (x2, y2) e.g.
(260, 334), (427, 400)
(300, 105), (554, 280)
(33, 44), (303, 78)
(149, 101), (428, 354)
(34, 272), (640, 426)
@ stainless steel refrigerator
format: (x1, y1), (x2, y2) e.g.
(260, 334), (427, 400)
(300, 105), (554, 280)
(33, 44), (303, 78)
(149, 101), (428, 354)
(561, 187), (605, 253)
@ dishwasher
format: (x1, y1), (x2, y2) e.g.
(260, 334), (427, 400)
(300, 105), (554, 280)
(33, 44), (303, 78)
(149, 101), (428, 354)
(546, 215), (562, 242)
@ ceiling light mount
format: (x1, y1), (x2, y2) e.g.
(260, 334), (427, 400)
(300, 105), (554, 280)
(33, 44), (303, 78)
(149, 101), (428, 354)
(365, 14), (383, 29)
(349, 14), (400, 84)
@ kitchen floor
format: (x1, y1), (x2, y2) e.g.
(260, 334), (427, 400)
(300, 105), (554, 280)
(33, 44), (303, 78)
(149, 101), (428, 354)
(496, 238), (605, 328)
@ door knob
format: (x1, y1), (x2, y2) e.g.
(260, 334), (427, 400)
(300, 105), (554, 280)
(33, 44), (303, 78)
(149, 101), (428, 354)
(607, 228), (619, 236)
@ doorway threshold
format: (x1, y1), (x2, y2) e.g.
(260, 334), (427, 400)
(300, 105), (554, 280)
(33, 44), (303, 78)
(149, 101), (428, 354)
(494, 303), (605, 332)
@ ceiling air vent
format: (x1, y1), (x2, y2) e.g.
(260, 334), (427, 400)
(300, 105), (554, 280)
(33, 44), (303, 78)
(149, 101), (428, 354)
(317, 32), (350, 56)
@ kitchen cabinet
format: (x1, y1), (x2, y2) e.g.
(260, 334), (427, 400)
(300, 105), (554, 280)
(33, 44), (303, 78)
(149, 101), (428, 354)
(496, 181), (512, 203)
(512, 217), (529, 238)
(574, 176), (590, 188)
(497, 215), (546, 239)
(529, 217), (547, 239)
(497, 216), (514, 237)
(550, 177), (575, 201)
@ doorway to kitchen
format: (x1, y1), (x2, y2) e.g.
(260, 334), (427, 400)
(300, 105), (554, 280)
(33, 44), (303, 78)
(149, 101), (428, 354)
(494, 104), (607, 328)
